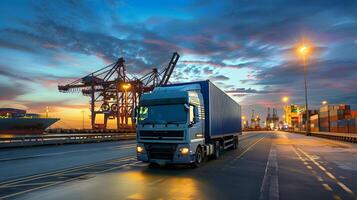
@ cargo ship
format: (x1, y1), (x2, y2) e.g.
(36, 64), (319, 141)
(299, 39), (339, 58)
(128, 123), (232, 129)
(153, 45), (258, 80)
(0, 108), (59, 134)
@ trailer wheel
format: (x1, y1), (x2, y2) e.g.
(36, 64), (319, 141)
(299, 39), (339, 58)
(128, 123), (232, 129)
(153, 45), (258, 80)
(233, 137), (238, 150)
(213, 141), (221, 159)
(192, 147), (203, 168)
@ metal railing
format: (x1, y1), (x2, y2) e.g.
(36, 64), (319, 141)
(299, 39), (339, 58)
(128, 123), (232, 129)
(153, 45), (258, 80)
(0, 133), (136, 148)
(289, 131), (357, 143)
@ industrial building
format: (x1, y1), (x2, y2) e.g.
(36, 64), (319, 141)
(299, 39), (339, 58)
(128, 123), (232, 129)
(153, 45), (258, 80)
(284, 104), (357, 133)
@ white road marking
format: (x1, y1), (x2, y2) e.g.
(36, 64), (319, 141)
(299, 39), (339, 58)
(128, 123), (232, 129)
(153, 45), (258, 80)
(297, 148), (356, 198)
(259, 144), (279, 200)
(292, 147), (342, 199)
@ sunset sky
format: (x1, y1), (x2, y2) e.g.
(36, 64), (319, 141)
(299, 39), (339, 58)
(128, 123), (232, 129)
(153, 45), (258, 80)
(0, 0), (356, 128)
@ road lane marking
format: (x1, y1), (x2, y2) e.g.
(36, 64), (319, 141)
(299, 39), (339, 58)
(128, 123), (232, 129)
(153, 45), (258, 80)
(322, 183), (333, 191)
(222, 135), (266, 170)
(297, 148), (356, 198)
(259, 144), (279, 200)
(237, 136), (266, 160)
(0, 156), (136, 187)
(292, 147), (342, 200)
(0, 157), (140, 199)
(0, 143), (136, 162)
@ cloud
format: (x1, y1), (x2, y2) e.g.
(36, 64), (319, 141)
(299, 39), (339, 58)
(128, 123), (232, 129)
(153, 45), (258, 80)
(0, 0), (357, 121)
(226, 88), (285, 94)
(0, 65), (34, 82)
(209, 75), (229, 81)
(0, 84), (28, 101)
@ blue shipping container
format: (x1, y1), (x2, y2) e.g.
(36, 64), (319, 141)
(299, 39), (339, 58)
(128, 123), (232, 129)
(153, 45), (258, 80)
(165, 80), (242, 139)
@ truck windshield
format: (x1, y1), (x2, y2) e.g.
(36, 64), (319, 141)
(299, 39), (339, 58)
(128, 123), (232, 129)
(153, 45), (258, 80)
(138, 104), (187, 125)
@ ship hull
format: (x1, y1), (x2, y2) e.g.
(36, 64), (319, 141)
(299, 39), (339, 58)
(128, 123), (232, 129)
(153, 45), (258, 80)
(0, 118), (59, 135)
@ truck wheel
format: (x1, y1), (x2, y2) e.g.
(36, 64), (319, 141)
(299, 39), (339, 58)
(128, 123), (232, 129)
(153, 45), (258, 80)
(233, 137), (238, 150)
(192, 147), (203, 168)
(213, 141), (221, 159)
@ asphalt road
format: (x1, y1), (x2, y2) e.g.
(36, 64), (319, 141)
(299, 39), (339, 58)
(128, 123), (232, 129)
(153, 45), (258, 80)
(0, 131), (356, 200)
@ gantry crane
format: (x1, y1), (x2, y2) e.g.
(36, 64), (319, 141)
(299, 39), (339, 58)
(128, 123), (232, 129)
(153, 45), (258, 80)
(58, 52), (180, 130)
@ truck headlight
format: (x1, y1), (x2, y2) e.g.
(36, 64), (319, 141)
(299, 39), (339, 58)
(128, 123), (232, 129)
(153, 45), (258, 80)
(179, 147), (189, 155)
(137, 146), (144, 153)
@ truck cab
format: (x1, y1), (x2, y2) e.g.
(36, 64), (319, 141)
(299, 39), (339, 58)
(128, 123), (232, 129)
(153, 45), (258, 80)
(136, 84), (205, 166)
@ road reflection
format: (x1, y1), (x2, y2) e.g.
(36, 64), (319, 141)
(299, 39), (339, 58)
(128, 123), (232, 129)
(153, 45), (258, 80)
(118, 168), (206, 200)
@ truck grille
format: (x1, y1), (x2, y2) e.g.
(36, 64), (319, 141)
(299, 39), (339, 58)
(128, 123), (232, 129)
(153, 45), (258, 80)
(139, 130), (184, 140)
(145, 143), (177, 160)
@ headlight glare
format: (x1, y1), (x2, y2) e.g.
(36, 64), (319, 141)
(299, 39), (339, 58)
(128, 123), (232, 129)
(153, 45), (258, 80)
(179, 147), (189, 155)
(137, 146), (144, 153)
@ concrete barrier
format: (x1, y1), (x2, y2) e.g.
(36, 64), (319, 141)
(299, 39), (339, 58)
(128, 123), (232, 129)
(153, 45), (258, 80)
(288, 131), (357, 143)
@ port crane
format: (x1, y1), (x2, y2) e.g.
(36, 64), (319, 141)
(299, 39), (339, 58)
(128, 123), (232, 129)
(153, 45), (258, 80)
(58, 52), (180, 130)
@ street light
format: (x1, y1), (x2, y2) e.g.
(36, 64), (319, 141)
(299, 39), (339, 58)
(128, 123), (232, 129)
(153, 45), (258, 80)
(282, 97), (289, 125)
(282, 96), (289, 103)
(296, 42), (312, 136)
(122, 83), (131, 90)
(322, 100), (328, 105)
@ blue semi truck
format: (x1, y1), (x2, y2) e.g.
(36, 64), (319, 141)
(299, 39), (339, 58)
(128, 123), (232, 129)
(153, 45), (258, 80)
(135, 80), (242, 167)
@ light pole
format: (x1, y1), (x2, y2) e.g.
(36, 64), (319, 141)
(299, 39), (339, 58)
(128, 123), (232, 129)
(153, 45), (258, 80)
(282, 96), (289, 125)
(297, 43), (312, 136)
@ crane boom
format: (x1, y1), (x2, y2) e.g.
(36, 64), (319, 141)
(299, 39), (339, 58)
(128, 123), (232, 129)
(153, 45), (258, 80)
(159, 52), (180, 86)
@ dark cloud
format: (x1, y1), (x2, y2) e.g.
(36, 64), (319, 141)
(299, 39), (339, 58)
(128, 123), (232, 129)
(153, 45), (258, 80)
(226, 88), (284, 94)
(0, 0), (356, 116)
(0, 84), (27, 101)
(0, 65), (34, 82)
(209, 75), (229, 81)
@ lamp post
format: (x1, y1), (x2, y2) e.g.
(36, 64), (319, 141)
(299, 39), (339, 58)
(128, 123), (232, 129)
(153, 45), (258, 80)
(297, 43), (312, 136)
(282, 96), (289, 125)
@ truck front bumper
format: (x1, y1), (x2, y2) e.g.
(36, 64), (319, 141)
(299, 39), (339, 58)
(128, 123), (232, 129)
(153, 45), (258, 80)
(137, 143), (195, 165)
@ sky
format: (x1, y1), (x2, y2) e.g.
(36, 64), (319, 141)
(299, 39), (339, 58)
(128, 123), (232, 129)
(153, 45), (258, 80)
(0, 0), (356, 128)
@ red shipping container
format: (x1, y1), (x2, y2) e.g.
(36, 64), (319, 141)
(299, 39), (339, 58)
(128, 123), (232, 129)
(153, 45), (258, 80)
(352, 111), (357, 117)
(338, 126), (348, 133)
(349, 126), (357, 133)
(330, 127), (338, 132)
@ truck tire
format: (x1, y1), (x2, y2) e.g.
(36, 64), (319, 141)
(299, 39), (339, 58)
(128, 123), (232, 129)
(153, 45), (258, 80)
(213, 141), (221, 159)
(233, 137), (238, 150)
(192, 147), (203, 168)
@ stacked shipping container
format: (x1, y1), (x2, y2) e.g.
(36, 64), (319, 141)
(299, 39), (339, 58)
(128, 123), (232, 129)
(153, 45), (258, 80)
(319, 104), (356, 133)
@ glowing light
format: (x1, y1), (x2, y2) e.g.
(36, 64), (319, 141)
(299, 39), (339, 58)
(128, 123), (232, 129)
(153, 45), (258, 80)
(282, 96), (289, 103)
(296, 41), (313, 58)
(179, 147), (189, 155)
(122, 83), (131, 90)
(136, 146), (144, 153)
(322, 100), (328, 105)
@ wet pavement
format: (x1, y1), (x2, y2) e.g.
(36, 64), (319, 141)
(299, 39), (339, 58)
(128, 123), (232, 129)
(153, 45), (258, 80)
(1, 131), (356, 200)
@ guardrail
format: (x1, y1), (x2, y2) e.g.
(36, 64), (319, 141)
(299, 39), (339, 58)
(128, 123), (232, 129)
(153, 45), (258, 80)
(289, 131), (357, 143)
(0, 133), (136, 148)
